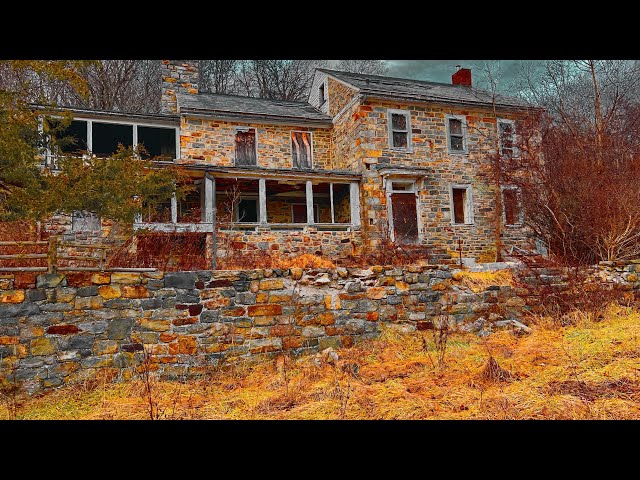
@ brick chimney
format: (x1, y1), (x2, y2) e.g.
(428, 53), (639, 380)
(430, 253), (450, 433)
(161, 60), (200, 114)
(452, 66), (472, 87)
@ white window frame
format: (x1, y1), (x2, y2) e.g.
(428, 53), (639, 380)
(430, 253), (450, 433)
(233, 126), (259, 166)
(446, 114), (468, 154)
(501, 185), (523, 226)
(290, 130), (314, 169)
(497, 118), (517, 158)
(40, 115), (179, 164)
(387, 109), (412, 151)
(449, 184), (474, 225)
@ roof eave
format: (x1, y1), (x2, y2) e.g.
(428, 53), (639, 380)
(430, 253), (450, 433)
(30, 104), (180, 124)
(362, 93), (528, 112)
(179, 108), (333, 127)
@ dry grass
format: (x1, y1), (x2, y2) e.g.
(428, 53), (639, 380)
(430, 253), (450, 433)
(4, 303), (640, 420)
(457, 269), (515, 293)
(272, 254), (335, 269)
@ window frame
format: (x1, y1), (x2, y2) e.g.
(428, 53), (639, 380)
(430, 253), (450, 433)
(446, 114), (468, 154)
(449, 184), (474, 225)
(233, 126), (259, 166)
(501, 185), (523, 227)
(387, 108), (413, 151)
(290, 130), (314, 169)
(497, 118), (517, 158)
(235, 196), (260, 223)
(319, 80), (327, 107)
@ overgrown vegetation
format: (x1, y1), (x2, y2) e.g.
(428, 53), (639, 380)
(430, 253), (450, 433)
(5, 304), (640, 420)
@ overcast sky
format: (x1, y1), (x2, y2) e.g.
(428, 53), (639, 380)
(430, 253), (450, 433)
(382, 60), (542, 94)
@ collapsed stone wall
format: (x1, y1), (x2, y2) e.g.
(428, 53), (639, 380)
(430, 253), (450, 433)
(1, 260), (639, 394)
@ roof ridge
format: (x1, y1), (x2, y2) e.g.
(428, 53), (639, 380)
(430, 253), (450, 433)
(317, 67), (461, 89)
(184, 91), (316, 107)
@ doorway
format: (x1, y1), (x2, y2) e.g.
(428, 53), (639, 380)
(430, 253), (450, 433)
(387, 179), (419, 244)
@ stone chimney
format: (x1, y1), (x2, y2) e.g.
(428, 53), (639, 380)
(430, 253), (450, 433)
(452, 66), (472, 87)
(161, 60), (200, 114)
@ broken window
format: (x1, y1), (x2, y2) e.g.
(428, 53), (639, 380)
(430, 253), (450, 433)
(92, 122), (133, 158)
(498, 119), (516, 157)
(292, 204), (318, 223)
(332, 183), (352, 224)
(138, 126), (176, 160)
(451, 185), (473, 224)
(72, 211), (101, 231)
(291, 131), (313, 169)
(503, 187), (522, 225)
(388, 109), (411, 149)
(141, 200), (172, 223)
(234, 128), (257, 166)
(447, 116), (466, 153)
(266, 180), (307, 223)
(237, 198), (258, 223)
(53, 119), (88, 154)
(319, 82), (326, 105)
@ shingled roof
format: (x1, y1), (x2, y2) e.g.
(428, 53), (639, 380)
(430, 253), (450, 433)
(177, 92), (332, 125)
(317, 68), (527, 110)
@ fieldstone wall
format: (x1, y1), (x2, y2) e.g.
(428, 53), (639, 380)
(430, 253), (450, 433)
(161, 60), (199, 115)
(2, 261), (640, 393)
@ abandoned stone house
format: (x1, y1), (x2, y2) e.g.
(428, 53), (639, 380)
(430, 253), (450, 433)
(39, 60), (532, 265)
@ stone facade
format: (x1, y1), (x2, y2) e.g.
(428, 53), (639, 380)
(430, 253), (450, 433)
(161, 60), (199, 114)
(179, 117), (333, 170)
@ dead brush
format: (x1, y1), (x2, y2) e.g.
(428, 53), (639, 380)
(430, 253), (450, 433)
(432, 312), (450, 370)
(0, 356), (20, 420)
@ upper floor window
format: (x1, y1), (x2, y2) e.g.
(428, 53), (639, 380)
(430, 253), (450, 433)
(498, 119), (516, 157)
(387, 109), (412, 150)
(291, 131), (313, 169)
(319, 82), (326, 105)
(234, 127), (257, 166)
(446, 115), (467, 154)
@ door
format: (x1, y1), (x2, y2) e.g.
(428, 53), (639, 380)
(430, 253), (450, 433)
(387, 180), (419, 244)
(391, 193), (418, 243)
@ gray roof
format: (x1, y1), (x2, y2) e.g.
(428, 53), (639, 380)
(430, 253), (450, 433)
(177, 92), (332, 125)
(317, 68), (527, 109)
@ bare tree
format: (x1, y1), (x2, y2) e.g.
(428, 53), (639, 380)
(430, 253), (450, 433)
(336, 60), (389, 76)
(235, 60), (328, 101)
(200, 60), (239, 94)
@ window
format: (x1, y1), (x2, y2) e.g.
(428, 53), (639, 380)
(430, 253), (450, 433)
(388, 109), (411, 150)
(92, 122), (133, 158)
(450, 185), (473, 225)
(234, 127), (257, 166)
(319, 82), (326, 105)
(236, 198), (258, 223)
(291, 131), (313, 169)
(502, 187), (522, 226)
(447, 115), (467, 153)
(138, 126), (177, 159)
(498, 119), (516, 157)
(72, 211), (101, 231)
(56, 120), (88, 154)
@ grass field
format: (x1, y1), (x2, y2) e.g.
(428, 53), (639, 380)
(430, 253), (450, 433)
(3, 303), (640, 420)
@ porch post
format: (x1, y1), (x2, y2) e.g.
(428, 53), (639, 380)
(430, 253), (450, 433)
(204, 174), (214, 223)
(306, 180), (314, 225)
(171, 193), (178, 223)
(259, 178), (267, 224)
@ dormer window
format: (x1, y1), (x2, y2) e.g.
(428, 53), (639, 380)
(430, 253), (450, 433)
(319, 82), (326, 105)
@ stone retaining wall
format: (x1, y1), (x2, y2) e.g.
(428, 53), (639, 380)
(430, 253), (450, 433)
(2, 260), (639, 394)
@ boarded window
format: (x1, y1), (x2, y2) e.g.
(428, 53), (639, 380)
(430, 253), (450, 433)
(448, 118), (465, 152)
(237, 199), (258, 223)
(138, 126), (176, 159)
(92, 122), (134, 158)
(391, 193), (418, 243)
(72, 211), (101, 231)
(503, 188), (521, 225)
(452, 187), (469, 224)
(235, 128), (257, 166)
(291, 131), (313, 169)
(498, 120), (515, 157)
(389, 111), (410, 149)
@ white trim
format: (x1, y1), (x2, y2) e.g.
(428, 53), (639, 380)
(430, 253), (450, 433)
(306, 180), (314, 225)
(86, 120), (93, 152)
(387, 108), (412, 152)
(204, 174), (214, 224)
(132, 124), (138, 156)
(497, 118), (517, 158)
(445, 114), (468, 155)
(258, 178), (267, 224)
(349, 182), (360, 227)
(290, 130), (314, 169)
(329, 183), (335, 224)
(501, 185), (524, 226)
(449, 184), (474, 225)
(170, 193), (178, 223)
(233, 126), (259, 166)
